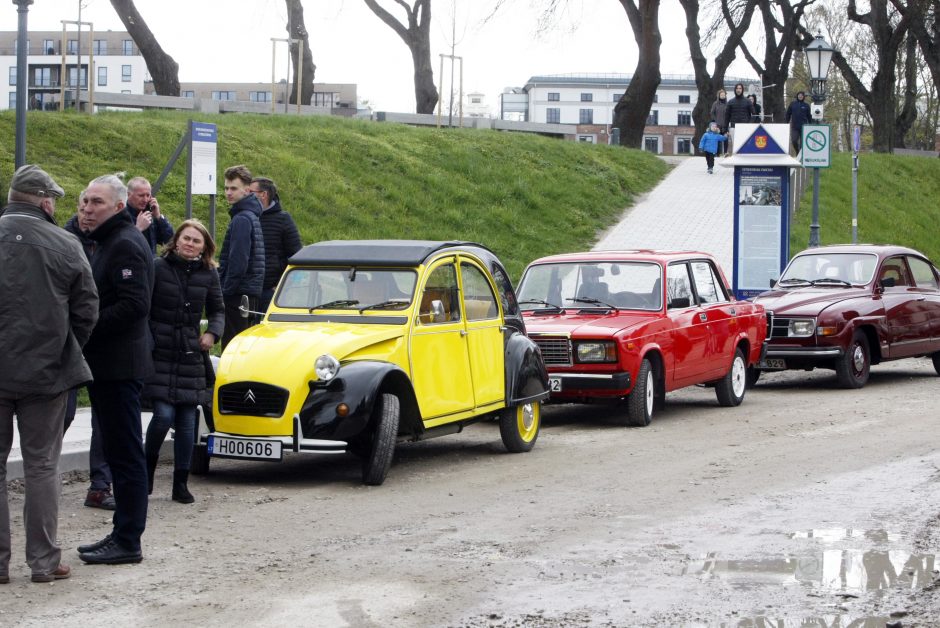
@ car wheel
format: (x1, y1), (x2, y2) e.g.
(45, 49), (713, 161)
(932, 352), (940, 376)
(716, 348), (747, 407)
(745, 366), (761, 388)
(361, 393), (400, 486)
(626, 359), (655, 427)
(499, 401), (541, 453)
(190, 443), (210, 476)
(835, 331), (870, 389)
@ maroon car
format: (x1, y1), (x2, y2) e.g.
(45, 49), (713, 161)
(752, 244), (940, 388)
(516, 251), (767, 427)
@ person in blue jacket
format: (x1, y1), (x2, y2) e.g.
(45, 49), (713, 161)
(698, 122), (726, 174)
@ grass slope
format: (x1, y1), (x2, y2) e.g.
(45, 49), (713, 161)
(791, 152), (940, 261)
(0, 110), (668, 279)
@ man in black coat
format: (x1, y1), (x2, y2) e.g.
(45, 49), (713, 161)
(250, 176), (302, 311)
(785, 91), (814, 154)
(124, 177), (173, 255)
(76, 174), (155, 565)
(724, 83), (754, 153)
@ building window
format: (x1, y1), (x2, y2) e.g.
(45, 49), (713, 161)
(8, 67), (15, 86)
(546, 107), (560, 123)
(646, 110), (659, 125)
(578, 135), (595, 143)
(579, 108), (593, 124)
(679, 94), (691, 104)
(121, 89), (131, 94)
(613, 93), (623, 102)
(249, 91), (272, 102)
(97, 66), (107, 86)
(580, 92), (593, 102)
(677, 138), (692, 154)
(182, 90), (195, 98)
(34, 67), (52, 87)
(121, 65), (132, 82)
(123, 39), (134, 55)
(67, 39), (78, 55)
(211, 91), (236, 101)
(677, 110), (692, 126)
(67, 67), (87, 88)
(93, 39), (107, 55)
(547, 92), (560, 102)
(43, 39), (55, 55)
(644, 137), (659, 153)
(14, 39), (30, 55)
(9, 91), (16, 109)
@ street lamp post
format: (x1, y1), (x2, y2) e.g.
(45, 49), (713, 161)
(804, 32), (836, 248)
(13, 0), (34, 169)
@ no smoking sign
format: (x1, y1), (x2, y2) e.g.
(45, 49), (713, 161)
(801, 124), (831, 168)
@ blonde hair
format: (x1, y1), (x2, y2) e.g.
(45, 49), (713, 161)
(164, 219), (218, 269)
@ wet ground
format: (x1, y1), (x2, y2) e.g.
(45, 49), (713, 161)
(3, 360), (939, 627)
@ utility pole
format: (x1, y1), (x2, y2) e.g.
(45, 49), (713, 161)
(13, 0), (33, 168)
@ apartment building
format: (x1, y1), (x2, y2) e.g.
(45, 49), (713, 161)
(144, 81), (358, 115)
(1, 30), (147, 111)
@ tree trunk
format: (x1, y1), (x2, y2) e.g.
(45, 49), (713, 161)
(285, 0), (317, 106)
(613, 0), (662, 148)
(894, 34), (919, 148)
(363, 0), (438, 114)
(109, 0), (179, 96)
(892, 0), (940, 114)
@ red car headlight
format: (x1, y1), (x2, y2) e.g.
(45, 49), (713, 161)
(575, 341), (617, 363)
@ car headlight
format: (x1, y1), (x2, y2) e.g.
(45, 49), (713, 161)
(575, 341), (617, 363)
(315, 354), (341, 381)
(788, 319), (816, 337)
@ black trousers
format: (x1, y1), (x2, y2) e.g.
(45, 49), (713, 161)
(87, 379), (147, 553)
(222, 294), (259, 350)
(704, 152), (716, 169)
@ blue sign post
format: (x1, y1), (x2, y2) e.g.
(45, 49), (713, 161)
(722, 124), (802, 299)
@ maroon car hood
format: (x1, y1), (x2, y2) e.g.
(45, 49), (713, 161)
(523, 311), (652, 336)
(754, 287), (871, 316)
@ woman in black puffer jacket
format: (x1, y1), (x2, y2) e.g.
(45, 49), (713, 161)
(144, 219), (224, 503)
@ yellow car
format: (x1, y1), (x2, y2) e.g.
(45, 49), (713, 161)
(194, 240), (549, 485)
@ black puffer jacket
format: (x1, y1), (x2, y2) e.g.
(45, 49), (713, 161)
(260, 197), (303, 292)
(218, 194), (265, 298)
(145, 253), (224, 405)
(726, 94), (754, 127)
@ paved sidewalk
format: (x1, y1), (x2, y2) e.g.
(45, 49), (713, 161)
(595, 155), (736, 276)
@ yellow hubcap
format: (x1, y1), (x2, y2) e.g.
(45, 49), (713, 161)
(517, 402), (540, 442)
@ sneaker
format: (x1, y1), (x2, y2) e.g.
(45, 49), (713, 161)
(84, 489), (116, 510)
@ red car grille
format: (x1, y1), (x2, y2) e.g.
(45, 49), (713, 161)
(532, 336), (572, 366)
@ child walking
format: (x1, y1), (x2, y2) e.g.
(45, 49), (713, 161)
(698, 122), (726, 174)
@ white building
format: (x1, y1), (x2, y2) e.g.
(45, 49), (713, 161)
(1, 30), (148, 111)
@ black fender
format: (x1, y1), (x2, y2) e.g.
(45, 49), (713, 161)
(505, 331), (550, 406)
(298, 361), (411, 441)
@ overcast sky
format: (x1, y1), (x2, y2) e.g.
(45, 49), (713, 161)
(17, 0), (756, 113)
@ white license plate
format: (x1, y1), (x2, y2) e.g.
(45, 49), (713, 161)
(208, 435), (283, 461)
(549, 376), (563, 392)
(758, 358), (786, 370)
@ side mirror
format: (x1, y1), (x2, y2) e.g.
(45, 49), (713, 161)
(430, 299), (445, 323)
(769, 278), (777, 288)
(880, 277), (896, 288)
(239, 294), (251, 318)
(669, 297), (691, 309)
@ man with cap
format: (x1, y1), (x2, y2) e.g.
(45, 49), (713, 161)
(0, 165), (99, 584)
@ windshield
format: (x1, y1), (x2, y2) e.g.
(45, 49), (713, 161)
(779, 253), (878, 286)
(275, 268), (417, 310)
(517, 261), (663, 311)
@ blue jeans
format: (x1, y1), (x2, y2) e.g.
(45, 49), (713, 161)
(145, 401), (197, 471)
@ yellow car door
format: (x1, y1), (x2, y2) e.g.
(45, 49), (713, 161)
(459, 259), (505, 409)
(410, 259), (474, 423)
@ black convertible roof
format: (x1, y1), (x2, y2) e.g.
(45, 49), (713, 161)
(289, 240), (492, 266)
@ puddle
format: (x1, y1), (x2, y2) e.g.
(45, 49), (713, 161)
(703, 617), (893, 628)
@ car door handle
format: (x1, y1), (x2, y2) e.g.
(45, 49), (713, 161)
(460, 330), (468, 336)
(728, 307), (736, 315)
(699, 313), (708, 322)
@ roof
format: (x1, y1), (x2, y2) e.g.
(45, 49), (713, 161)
(792, 244), (929, 259)
(289, 240), (487, 266)
(527, 250), (716, 265)
(523, 73), (757, 90)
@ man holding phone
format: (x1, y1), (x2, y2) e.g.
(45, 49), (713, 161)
(125, 176), (173, 255)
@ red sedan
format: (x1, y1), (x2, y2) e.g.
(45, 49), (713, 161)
(516, 250), (767, 426)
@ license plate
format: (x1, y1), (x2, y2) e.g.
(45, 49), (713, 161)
(758, 358), (786, 370)
(549, 376), (563, 392)
(208, 435), (283, 461)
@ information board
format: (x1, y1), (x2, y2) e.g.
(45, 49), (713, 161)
(190, 122), (218, 195)
(732, 166), (790, 299)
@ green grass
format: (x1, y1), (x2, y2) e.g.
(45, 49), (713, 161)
(790, 152), (940, 261)
(0, 109), (668, 279)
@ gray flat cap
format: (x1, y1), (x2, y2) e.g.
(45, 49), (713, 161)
(10, 164), (65, 198)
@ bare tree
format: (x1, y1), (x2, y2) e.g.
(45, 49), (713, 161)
(285, 0), (317, 106)
(679, 0), (758, 147)
(109, 0), (179, 95)
(363, 0), (438, 114)
(892, 0), (940, 102)
(613, 0), (662, 147)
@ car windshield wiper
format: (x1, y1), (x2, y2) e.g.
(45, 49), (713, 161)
(778, 277), (811, 286)
(519, 298), (563, 311)
(810, 278), (854, 287)
(309, 299), (359, 312)
(358, 299), (411, 312)
(567, 296), (618, 309)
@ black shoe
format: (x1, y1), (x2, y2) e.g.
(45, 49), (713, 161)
(77, 534), (112, 554)
(172, 470), (195, 504)
(79, 538), (142, 565)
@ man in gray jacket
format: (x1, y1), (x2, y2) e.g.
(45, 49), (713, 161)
(0, 165), (99, 584)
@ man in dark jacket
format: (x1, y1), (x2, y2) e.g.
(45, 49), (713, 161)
(0, 165), (98, 584)
(76, 174), (155, 566)
(725, 83), (754, 153)
(250, 176), (302, 311)
(218, 165), (265, 349)
(786, 91), (814, 154)
(124, 176), (173, 255)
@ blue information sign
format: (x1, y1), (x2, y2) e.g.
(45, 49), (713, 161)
(732, 166), (790, 299)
